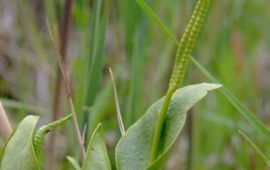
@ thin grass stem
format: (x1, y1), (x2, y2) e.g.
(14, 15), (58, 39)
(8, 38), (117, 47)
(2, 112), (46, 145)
(50, 0), (74, 168)
(47, 20), (86, 160)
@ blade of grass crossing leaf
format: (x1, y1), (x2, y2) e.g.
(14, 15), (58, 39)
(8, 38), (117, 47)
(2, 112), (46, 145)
(135, 0), (270, 141)
(238, 130), (270, 167)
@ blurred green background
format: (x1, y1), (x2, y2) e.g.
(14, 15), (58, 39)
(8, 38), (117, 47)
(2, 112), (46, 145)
(0, 0), (270, 169)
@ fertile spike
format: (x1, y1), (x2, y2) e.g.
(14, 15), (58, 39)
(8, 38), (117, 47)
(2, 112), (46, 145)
(150, 0), (212, 163)
(169, 0), (211, 89)
(33, 114), (72, 156)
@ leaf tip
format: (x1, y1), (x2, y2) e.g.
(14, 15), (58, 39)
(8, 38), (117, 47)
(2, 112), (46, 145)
(201, 83), (222, 90)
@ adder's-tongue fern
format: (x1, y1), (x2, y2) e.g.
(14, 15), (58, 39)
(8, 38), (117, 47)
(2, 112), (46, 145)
(150, 0), (212, 163)
(169, 0), (210, 90)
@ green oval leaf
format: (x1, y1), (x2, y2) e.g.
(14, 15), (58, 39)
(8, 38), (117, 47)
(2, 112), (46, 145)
(82, 123), (111, 170)
(115, 83), (221, 170)
(0, 115), (40, 170)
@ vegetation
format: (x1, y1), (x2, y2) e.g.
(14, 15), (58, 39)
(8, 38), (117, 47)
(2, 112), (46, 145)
(0, 0), (270, 169)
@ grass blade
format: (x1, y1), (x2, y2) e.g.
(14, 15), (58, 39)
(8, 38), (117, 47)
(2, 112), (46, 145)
(136, 0), (178, 44)
(192, 58), (270, 140)
(123, 0), (153, 127)
(239, 130), (270, 167)
(83, 0), (108, 129)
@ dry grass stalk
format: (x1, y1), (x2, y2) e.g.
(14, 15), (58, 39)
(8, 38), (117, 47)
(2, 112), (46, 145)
(0, 102), (12, 140)
(109, 67), (126, 136)
(47, 20), (86, 160)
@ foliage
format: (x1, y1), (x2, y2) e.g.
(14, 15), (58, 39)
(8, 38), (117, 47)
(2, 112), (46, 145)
(1, 0), (270, 169)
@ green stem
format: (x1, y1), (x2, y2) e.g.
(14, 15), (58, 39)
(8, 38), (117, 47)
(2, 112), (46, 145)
(149, 87), (176, 162)
(149, 0), (212, 163)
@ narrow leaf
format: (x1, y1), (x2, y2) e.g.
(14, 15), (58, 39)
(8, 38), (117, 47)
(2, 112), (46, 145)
(83, 0), (108, 126)
(135, 0), (178, 44)
(82, 123), (111, 170)
(239, 130), (270, 167)
(192, 58), (270, 140)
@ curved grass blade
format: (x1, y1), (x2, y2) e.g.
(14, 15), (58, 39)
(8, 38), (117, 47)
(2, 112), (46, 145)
(0, 116), (40, 170)
(135, 0), (270, 141)
(82, 123), (111, 170)
(116, 83), (221, 170)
